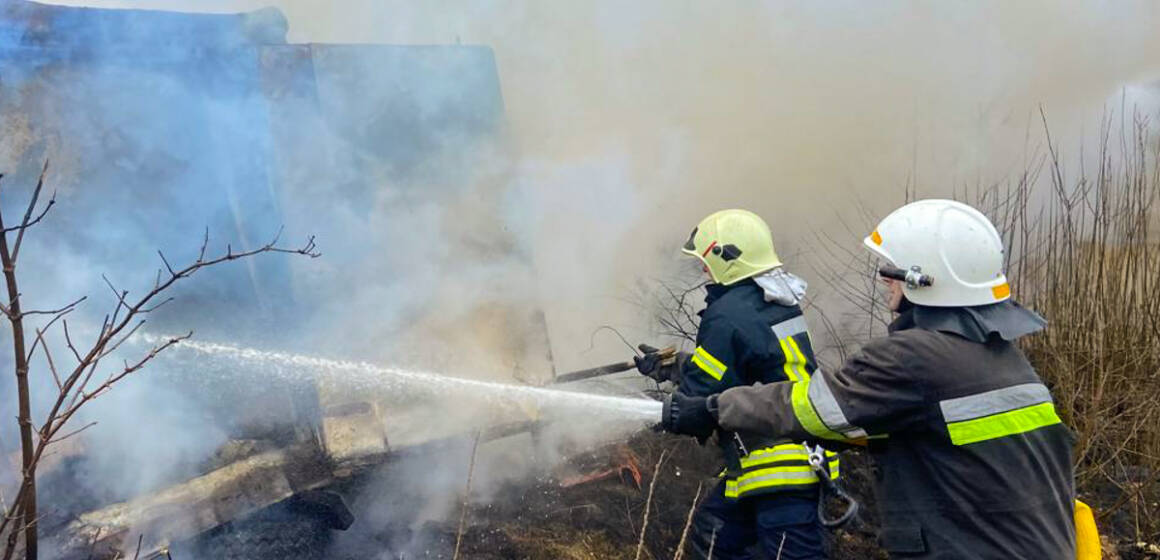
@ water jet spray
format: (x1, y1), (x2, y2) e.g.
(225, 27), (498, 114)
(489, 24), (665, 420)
(136, 333), (664, 424)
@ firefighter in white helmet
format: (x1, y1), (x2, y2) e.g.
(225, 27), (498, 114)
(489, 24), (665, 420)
(659, 200), (1083, 559)
(636, 209), (834, 559)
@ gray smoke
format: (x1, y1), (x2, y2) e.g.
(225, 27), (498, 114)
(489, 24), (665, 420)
(4, 0), (1160, 557)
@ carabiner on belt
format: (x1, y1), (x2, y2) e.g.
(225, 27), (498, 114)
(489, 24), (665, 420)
(802, 442), (859, 528)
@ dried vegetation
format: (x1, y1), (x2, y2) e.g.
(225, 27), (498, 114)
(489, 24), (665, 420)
(995, 111), (1160, 551)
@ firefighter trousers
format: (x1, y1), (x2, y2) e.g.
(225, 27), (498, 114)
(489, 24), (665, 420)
(689, 480), (824, 560)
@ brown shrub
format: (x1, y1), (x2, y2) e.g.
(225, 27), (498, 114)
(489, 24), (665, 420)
(996, 111), (1160, 544)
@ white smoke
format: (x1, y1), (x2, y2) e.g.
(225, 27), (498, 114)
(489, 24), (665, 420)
(10, 0), (1160, 557)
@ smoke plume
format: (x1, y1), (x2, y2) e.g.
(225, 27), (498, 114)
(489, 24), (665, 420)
(5, 0), (1160, 557)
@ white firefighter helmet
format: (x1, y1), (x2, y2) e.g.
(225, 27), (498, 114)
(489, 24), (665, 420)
(863, 199), (1010, 307)
(682, 209), (783, 285)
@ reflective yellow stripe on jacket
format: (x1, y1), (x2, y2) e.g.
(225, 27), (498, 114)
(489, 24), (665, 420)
(780, 335), (811, 382)
(723, 443), (839, 498)
(791, 372), (869, 441)
(691, 346), (727, 381)
(939, 383), (1062, 445)
(771, 315), (811, 383)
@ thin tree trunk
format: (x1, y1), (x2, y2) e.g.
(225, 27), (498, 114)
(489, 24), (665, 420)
(0, 167), (315, 559)
(0, 217), (37, 559)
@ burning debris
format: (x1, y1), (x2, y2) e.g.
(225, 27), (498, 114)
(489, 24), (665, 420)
(556, 445), (643, 490)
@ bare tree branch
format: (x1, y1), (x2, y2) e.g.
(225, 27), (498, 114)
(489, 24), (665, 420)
(197, 227), (209, 262)
(45, 421), (96, 446)
(140, 297), (174, 314)
(156, 251), (176, 278)
(100, 275), (129, 326)
(0, 165), (43, 558)
(0, 221), (318, 556)
(31, 329), (61, 390)
(60, 333), (191, 435)
(61, 320), (84, 364)
(95, 320), (145, 361)
(16, 296), (85, 321)
(8, 160), (55, 264)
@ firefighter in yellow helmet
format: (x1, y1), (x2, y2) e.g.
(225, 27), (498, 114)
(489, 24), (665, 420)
(659, 200), (1080, 559)
(681, 208), (785, 285)
(635, 209), (833, 559)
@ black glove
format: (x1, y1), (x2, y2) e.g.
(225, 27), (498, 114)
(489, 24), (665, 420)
(633, 344), (690, 385)
(660, 391), (719, 442)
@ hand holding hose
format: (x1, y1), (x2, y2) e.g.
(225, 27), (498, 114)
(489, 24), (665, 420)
(633, 344), (689, 385)
(659, 391), (719, 443)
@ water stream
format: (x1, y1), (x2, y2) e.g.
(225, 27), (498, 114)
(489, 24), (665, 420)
(136, 334), (663, 423)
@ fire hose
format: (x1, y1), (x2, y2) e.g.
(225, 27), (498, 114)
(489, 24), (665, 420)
(553, 347), (677, 384)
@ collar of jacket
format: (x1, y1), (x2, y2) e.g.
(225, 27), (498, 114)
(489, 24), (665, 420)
(702, 279), (755, 308)
(889, 300), (1047, 342)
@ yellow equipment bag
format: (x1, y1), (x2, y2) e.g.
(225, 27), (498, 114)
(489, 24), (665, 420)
(1075, 499), (1100, 560)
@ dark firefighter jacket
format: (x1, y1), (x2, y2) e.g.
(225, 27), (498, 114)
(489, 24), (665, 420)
(681, 279), (838, 500)
(714, 305), (1076, 558)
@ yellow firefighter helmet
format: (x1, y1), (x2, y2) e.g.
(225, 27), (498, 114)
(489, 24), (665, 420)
(682, 209), (783, 285)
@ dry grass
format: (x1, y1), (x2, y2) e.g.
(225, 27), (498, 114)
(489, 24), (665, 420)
(634, 449), (668, 560)
(500, 525), (637, 560)
(671, 481), (703, 560)
(992, 110), (1160, 542)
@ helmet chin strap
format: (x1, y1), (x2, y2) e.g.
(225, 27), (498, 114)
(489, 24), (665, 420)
(895, 295), (915, 314)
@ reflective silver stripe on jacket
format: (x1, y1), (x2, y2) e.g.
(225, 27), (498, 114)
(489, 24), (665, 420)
(807, 372), (868, 439)
(771, 315), (809, 340)
(939, 383), (1053, 422)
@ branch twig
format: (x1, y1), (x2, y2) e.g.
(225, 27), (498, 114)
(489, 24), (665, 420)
(634, 449), (668, 560)
(672, 481), (703, 560)
(8, 160), (55, 264)
(453, 430), (482, 560)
